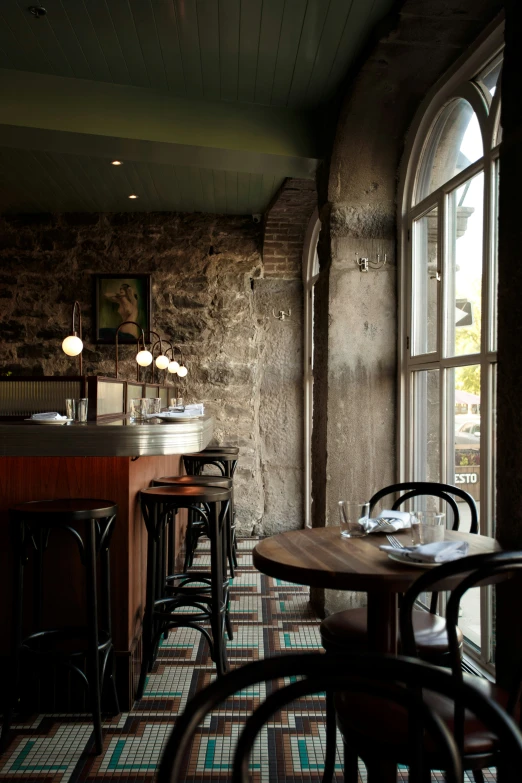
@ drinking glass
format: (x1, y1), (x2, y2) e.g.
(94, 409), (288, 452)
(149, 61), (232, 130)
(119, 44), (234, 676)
(149, 398), (162, 415)
(339, 501), (370, 538)
(77, 398), (88, 423)
(65, 398), (75, 420)
(65, 398), (88, 422)
(130, 398), (150, 422)
(411, 512), (445, 545)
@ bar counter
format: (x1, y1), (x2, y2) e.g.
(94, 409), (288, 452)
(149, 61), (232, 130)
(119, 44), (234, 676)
(0, 415), (214, 709)
(0, 414), (214, 457)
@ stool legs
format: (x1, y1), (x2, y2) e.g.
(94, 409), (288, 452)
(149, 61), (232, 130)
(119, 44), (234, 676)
(99, 523), (120, 716)
(208, 501), (228, 676)
(2, 522), (25, 750)
(322, 691), (338, 783)
(85, 519), (103, 754)
(138, 495), (230, 696)
(137, 504), (159, 699)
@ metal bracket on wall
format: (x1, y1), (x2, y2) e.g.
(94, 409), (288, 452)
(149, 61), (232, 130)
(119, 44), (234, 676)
(355, 253), (387, 272)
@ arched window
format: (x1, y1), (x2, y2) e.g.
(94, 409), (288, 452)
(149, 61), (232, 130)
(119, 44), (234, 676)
(400, 27), (503, 671)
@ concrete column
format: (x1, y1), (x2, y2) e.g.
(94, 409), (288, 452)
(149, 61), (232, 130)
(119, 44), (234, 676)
(311, 203), (396, 616)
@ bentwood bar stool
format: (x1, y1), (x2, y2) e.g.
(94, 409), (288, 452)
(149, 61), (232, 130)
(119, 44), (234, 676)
(183, 449), (239, 572)
(151, 475), (234, 574)
(3, 498), (119, 755)
(137, 484), (231, 699)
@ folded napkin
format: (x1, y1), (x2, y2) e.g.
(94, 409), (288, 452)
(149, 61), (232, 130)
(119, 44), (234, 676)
(379, 540), (470, 563)
(150, 409), (201, 418)
(184, 403), (204, 414)
(31, 412), (68, 420)
(365, 509), (411, 534)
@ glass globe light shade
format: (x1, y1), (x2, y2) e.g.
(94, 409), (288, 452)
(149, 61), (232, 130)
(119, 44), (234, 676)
(62, 334), (83, 357)
(177, 364), (188, 377)
(155, 354), (170, 370)
(136, 349), (153, 367)
(167, 360), (179, 374)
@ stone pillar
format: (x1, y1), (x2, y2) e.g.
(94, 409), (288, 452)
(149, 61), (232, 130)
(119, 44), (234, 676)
(311, 202), (396, 616)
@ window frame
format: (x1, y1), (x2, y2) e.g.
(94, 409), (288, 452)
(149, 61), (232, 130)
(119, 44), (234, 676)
(398, 20), (504, 672)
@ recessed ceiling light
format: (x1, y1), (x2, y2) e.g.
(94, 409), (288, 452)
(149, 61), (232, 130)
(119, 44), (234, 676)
(111, 160), (122, 165)
(28, 6), (47, 18)
(128, 194), (138, 199)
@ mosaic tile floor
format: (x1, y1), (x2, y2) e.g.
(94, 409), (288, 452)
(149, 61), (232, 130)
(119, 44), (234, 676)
(0, 537), (497, 782)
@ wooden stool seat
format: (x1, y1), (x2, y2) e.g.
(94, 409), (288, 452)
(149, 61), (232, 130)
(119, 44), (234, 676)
(152, 476), (234, 572)
(203, 445), (239, 455)
(153, 475), (233, 489)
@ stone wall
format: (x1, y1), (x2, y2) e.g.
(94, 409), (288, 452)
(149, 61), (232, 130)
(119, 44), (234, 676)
(0, 211), (304, 535)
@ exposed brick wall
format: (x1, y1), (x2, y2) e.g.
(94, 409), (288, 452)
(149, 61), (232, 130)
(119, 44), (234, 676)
(262, 178), (317, 280)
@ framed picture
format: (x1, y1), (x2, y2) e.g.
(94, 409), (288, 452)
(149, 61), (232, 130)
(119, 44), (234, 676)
(93, 274), (151, 344)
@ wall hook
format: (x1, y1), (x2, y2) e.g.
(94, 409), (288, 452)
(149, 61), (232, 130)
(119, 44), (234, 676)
(273, 309), (292, 321)
(355, 253), (387, 272)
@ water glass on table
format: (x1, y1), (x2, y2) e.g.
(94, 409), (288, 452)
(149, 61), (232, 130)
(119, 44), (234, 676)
(339, 501), (370, 538)
(65, 398), (88, 422)
(130, 397), (150, 422)
(411, 511), (445, 545)
(149, 398), (162, 415)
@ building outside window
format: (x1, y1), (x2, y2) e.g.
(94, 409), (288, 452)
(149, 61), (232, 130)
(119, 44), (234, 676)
(400, 26), (503, 672)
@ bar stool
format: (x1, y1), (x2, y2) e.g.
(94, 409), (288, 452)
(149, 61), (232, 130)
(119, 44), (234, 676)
(183, 449), (239, 570)
(3, 499), (119, 755)
(151, 475), (234, 575)
(137, 485), (231, 699)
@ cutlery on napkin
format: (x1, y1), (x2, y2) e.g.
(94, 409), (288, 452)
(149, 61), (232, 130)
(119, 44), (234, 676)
(365, 509), (411, 533)
(379, 540), (470, 563)
(31, 412), (68, 420)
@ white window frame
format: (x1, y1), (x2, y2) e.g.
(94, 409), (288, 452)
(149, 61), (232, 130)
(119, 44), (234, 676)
(303, 210), (320, 528)
(398, 20), (504, 671)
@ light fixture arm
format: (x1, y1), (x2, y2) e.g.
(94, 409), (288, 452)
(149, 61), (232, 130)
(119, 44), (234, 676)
(148, 330), (165, 383)
(72, 300), (83, 374)
(171, 345), (184, 364)
(161, 341), (175, 384)
(115, 321), (146, 381)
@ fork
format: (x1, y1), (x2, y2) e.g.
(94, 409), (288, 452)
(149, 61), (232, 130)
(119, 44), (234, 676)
(386, 534), (404, 550)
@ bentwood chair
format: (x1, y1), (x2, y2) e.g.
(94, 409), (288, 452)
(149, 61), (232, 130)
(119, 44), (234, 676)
(319, 482), (478, 782)
(335, 551), (522, 783)
(156, 652), (522, 783)
(321, 481), (479, 659)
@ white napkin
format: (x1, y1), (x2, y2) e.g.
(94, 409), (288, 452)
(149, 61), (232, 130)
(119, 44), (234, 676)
(184, 403), (204, 414)
(365, 509), (411, 533)
(379, 540), (470, 563)
(31, 412), (68, 420)
(150, 410), (201, 418)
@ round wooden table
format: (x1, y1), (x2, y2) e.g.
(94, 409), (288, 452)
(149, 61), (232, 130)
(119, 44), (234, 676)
(253, 526), (501, 654)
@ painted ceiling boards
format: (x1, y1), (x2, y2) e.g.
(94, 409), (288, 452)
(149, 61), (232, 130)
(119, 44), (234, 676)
(0, 0), (395, 214)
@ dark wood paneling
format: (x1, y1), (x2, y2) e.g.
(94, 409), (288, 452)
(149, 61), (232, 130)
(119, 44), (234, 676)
(0, 453), (182, 708)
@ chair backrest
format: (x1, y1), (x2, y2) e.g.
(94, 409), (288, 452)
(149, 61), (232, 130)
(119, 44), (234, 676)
(400, 552), (522, 748)
(369, 481), (478, 534)
(157, 652), (522, 783)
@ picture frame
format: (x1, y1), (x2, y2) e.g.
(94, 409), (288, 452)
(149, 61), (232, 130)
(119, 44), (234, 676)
(93, 274), (152, 344)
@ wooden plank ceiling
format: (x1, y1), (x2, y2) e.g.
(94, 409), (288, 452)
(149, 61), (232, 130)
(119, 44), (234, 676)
(0, 0), (394, 214)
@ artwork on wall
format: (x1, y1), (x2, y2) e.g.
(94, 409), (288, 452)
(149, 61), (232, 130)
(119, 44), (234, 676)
(93, 274), (151, 344)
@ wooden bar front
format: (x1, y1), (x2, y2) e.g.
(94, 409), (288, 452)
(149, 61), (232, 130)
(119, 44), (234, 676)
(0, 417), (213, 709)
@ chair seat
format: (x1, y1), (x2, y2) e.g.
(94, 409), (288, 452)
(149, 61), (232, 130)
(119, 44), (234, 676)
(320, 607), (463, 660)
(335, 675), (509, 758)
